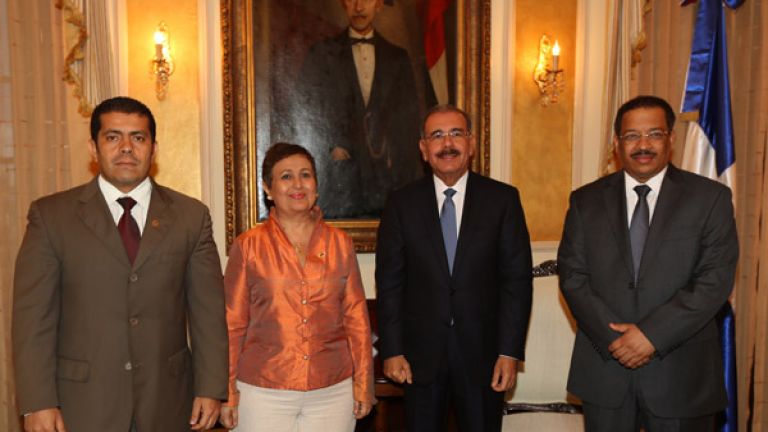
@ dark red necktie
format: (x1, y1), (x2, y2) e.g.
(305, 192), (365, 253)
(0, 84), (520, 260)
(117, 197), (141, 264)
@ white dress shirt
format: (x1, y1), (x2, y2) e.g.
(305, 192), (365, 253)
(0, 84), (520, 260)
(433, 171), (469, 238)
(624, 166), (667, 227)
(349, 28), (375, 106)
(98, 175), (152, 234)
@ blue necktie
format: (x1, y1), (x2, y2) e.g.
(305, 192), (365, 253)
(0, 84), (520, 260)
(629, 185), (651, 282)
(441, 188), (458, 274)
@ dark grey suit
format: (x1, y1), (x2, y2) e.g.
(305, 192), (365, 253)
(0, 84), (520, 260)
(557, 164), (738, 418)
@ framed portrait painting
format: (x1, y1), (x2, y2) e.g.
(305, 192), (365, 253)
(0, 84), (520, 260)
(222, 0), (491, 251)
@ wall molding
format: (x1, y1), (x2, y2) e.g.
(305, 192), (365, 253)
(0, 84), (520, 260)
(490, 0), (515, 183)
(198, 0), (227, 264)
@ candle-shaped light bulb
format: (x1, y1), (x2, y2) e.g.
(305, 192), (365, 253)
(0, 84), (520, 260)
(154, 27), (167, 59)
(153, 30), (166, 45)
(552, 40), (561, 71)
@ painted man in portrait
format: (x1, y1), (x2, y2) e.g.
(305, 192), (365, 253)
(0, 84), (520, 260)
(297, 0), (427, 218)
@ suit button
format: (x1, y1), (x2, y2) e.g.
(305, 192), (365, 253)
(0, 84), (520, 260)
(124, 361), (132, 371)
(129, 317), (139, 326)
(129, 274), (138, 282)
(628, 281), (635, 290)
(448, 318), (455, 327)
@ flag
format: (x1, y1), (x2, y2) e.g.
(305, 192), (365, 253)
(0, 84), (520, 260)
(423, 0), (451, 104)
(680, 0), (744, 430)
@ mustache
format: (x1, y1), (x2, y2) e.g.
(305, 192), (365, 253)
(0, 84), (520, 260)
(437, 148), (461, 158)
(630, 149), (656, 158)
(112, 155), (140, 164)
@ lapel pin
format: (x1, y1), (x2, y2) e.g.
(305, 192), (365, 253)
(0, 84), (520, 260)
(151, 219), (160, 228)
(318, 252), (325, 258)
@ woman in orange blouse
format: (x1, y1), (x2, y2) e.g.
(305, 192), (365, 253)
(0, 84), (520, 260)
(219, 143), (374, 431)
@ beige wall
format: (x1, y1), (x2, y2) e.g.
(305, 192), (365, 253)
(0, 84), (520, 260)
(126, 0), (202, 199)
(511, 0), (576, 241)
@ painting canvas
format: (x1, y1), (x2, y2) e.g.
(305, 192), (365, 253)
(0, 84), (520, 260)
(222, 0), (490, 251)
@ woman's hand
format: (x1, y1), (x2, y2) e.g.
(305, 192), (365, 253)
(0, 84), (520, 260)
(219, 405), (239, 430)
(353, 400), (373, 419)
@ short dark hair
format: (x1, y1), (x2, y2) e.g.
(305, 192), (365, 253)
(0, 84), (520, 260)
(261, 143), (317, 188)
(614, 95), (676, 136)
(421, 104), (472, 138)
(90, 97), (157, 143)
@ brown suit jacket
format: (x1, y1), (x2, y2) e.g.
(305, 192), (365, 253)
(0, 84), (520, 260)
(13, 177), (228, 431)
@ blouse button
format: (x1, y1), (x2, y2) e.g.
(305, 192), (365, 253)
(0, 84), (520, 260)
(303, 355), (310, 360)
(301, 299), (307, 305)
(303, 318), (308, 324)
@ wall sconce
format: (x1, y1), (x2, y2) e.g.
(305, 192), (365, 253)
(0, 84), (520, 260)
(533, 35), (564, 106)
(151, 22), (174, 100)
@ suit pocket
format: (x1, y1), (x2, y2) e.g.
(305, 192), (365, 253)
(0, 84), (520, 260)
(168, 347), (191, 377)
(57, 357), (90, 382)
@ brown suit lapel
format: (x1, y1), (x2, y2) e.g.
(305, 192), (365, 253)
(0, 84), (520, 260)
(133, 183), (176, 270)
(77, 178), (132, 268)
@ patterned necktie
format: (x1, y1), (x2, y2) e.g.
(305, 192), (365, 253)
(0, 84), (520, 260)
(117, 197), (141, 265)
(440, 188), (458, 274)
(629, 185), (651, 281)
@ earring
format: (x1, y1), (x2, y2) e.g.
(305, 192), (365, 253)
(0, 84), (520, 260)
(267, 195), (273, 200)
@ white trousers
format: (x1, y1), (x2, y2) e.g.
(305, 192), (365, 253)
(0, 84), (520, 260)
(234, 378), (356, 432)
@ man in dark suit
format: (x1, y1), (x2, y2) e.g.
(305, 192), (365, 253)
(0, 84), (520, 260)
(13, 97), (228, 432)
(376, 104), (533, 431)
(558, 95), (739, 431)
(298, 0), (426, 218)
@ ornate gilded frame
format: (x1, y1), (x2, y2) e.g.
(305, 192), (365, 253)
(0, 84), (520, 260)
(221, 0), (491, 252)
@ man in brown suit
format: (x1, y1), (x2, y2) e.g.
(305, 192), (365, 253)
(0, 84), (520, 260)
(13, 97), (228, 432)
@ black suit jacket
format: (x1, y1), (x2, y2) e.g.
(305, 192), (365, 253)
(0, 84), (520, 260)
(557, 165), (738, 417)
(375, 173), (533, 385)
(299, 30), (424, 217)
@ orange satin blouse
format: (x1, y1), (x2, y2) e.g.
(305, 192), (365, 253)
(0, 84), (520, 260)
(223, 210), (374, 406)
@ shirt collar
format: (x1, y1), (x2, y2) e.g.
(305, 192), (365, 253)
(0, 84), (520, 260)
(98, 175), (153, 209)
(433, 171), (469, 196)
(349, 28), (374, 40)
(624, 165), (667, 194)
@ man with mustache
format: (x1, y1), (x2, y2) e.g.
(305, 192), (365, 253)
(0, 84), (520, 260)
(558, 95), (738, 431)
(13, 97), (228, 432)
(376, 105), (533, 431)
(297, 0), (428, 218)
